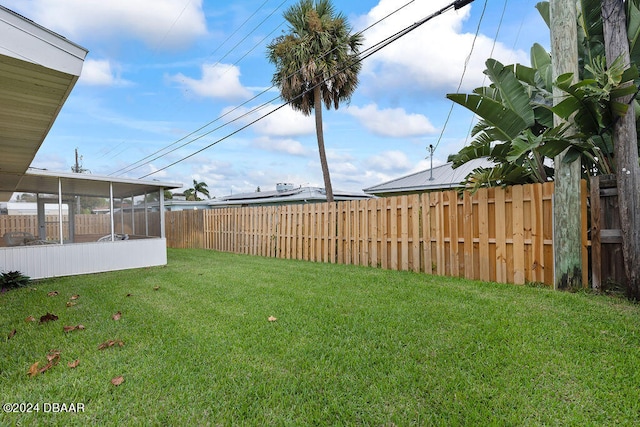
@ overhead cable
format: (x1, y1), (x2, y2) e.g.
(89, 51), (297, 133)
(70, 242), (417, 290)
(432, 0), (486, 153)
(111, 0), (423, 176)
(138, 0), (476, 179)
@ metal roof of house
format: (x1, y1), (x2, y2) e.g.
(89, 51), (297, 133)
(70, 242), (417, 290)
(363, 157), (495, 196)
(211, 186), (372, 206)
(0, 5), (88, 201)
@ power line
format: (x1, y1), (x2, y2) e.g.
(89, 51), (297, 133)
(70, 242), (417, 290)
(111, 0), (424, 176)
(139, 0), (477, 179)
(206, 0), (274, 61)
(432, 0), (487, 153)
(109, 2), (290, 176)
(463, 0), (508, 145)
(212, 0), (289, 67)
(109, 0), (287, 175)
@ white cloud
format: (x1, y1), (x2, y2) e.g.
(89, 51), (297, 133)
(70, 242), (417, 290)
(356, 0), (529, 95)
(366, 150), (413, 172)
(252, 137), (310, 157)
(143, 163), (169, 179)
(16, 0), (207, 49)
(80, 59), (132, 87)
(170, 63), (252, 101)
(345, 103), (437, 137)
(30, 152), (69, 172)
(221, 104), (315, 137)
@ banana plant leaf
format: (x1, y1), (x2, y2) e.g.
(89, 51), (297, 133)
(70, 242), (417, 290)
(484, 59), (536, 127)
(447, 93), (529, 141)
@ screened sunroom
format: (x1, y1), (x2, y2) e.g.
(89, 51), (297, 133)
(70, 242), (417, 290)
(0, 169), (181, 279)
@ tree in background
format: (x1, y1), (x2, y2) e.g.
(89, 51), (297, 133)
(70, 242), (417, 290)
(267, 0), (363, 203)
(184, 180), (210, 201)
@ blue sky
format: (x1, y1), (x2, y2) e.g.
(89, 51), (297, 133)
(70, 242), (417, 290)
(6, 0), (548, 197)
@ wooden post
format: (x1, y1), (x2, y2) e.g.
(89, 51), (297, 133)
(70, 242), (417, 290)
(550, 0), (583, 290)
(601, 0), (640, 299)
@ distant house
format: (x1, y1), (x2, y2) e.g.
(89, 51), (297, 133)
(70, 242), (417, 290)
(0, 202), (69, 216)
(162, 200), (210, 212)
(209, 183), (373, 207)
(363, 157), (495, 197)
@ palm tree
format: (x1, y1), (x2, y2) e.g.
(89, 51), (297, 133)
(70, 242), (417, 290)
(192, 179), (210, 200)
(267, 0), (363, 203)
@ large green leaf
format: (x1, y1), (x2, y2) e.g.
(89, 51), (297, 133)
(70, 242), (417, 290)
(447, 140), (492, 167)
(579, 0), (603, 41)
(447, 93), (529, 141)
(506, 134), (542, 163)
(513, 64), (537, 87)
(484, 59), (535, 127)
(530, 44), (553, 91)
(627, 0), (640, 65)
(535, 2), (549, 28)
(530, 43), (551, 71)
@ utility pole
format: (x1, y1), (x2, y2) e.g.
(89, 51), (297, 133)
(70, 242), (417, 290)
(72, 148), (82, 173)
(601, 0), (640, 298)
(550, 0), (582, 290)
(71, 148), (89, 214)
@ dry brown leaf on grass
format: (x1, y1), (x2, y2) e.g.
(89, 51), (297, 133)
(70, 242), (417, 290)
(47, 291), (58, 297)
(268, 316), (277, 322)
(68, 359), (80, 368)
(112, 311), (122, 321)
(40, 351), (60, 374)
(28, 351), (61, 377)
(46, 350), (60, 362)
(27, 361), (40, 377)
(153, 286), (160, 291)
(63, 325), (85, 333)
(25, 315), (36, 322)
(111, 375), (124, 386)
(70, 294), (79, 300)
(66, 301), (77, 307)
(98, 340), (124, 350)
(7, 329), (17, 340)
(39, 313), (58, 323)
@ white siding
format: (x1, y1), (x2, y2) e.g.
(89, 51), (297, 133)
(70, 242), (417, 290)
(0, 239), (167, 280)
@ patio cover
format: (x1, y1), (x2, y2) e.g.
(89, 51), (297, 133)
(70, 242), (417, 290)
(7, 168), (181, 200)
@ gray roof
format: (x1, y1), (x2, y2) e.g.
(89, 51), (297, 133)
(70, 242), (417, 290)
(363, 157), (495, 195)
(211, 186), (372, 206)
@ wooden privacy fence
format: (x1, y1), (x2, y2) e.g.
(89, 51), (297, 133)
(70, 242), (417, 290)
(166, 182), (588, 286)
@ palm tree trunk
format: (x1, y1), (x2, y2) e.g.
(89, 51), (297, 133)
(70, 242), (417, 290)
(314, 85), (334, 203)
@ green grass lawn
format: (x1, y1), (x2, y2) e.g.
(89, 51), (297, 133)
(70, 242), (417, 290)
(2, 248), (640, 426)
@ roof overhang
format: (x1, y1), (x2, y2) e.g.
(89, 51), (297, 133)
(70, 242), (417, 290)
(5, 169), (182, 199)
(0, 6), (88, 201)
